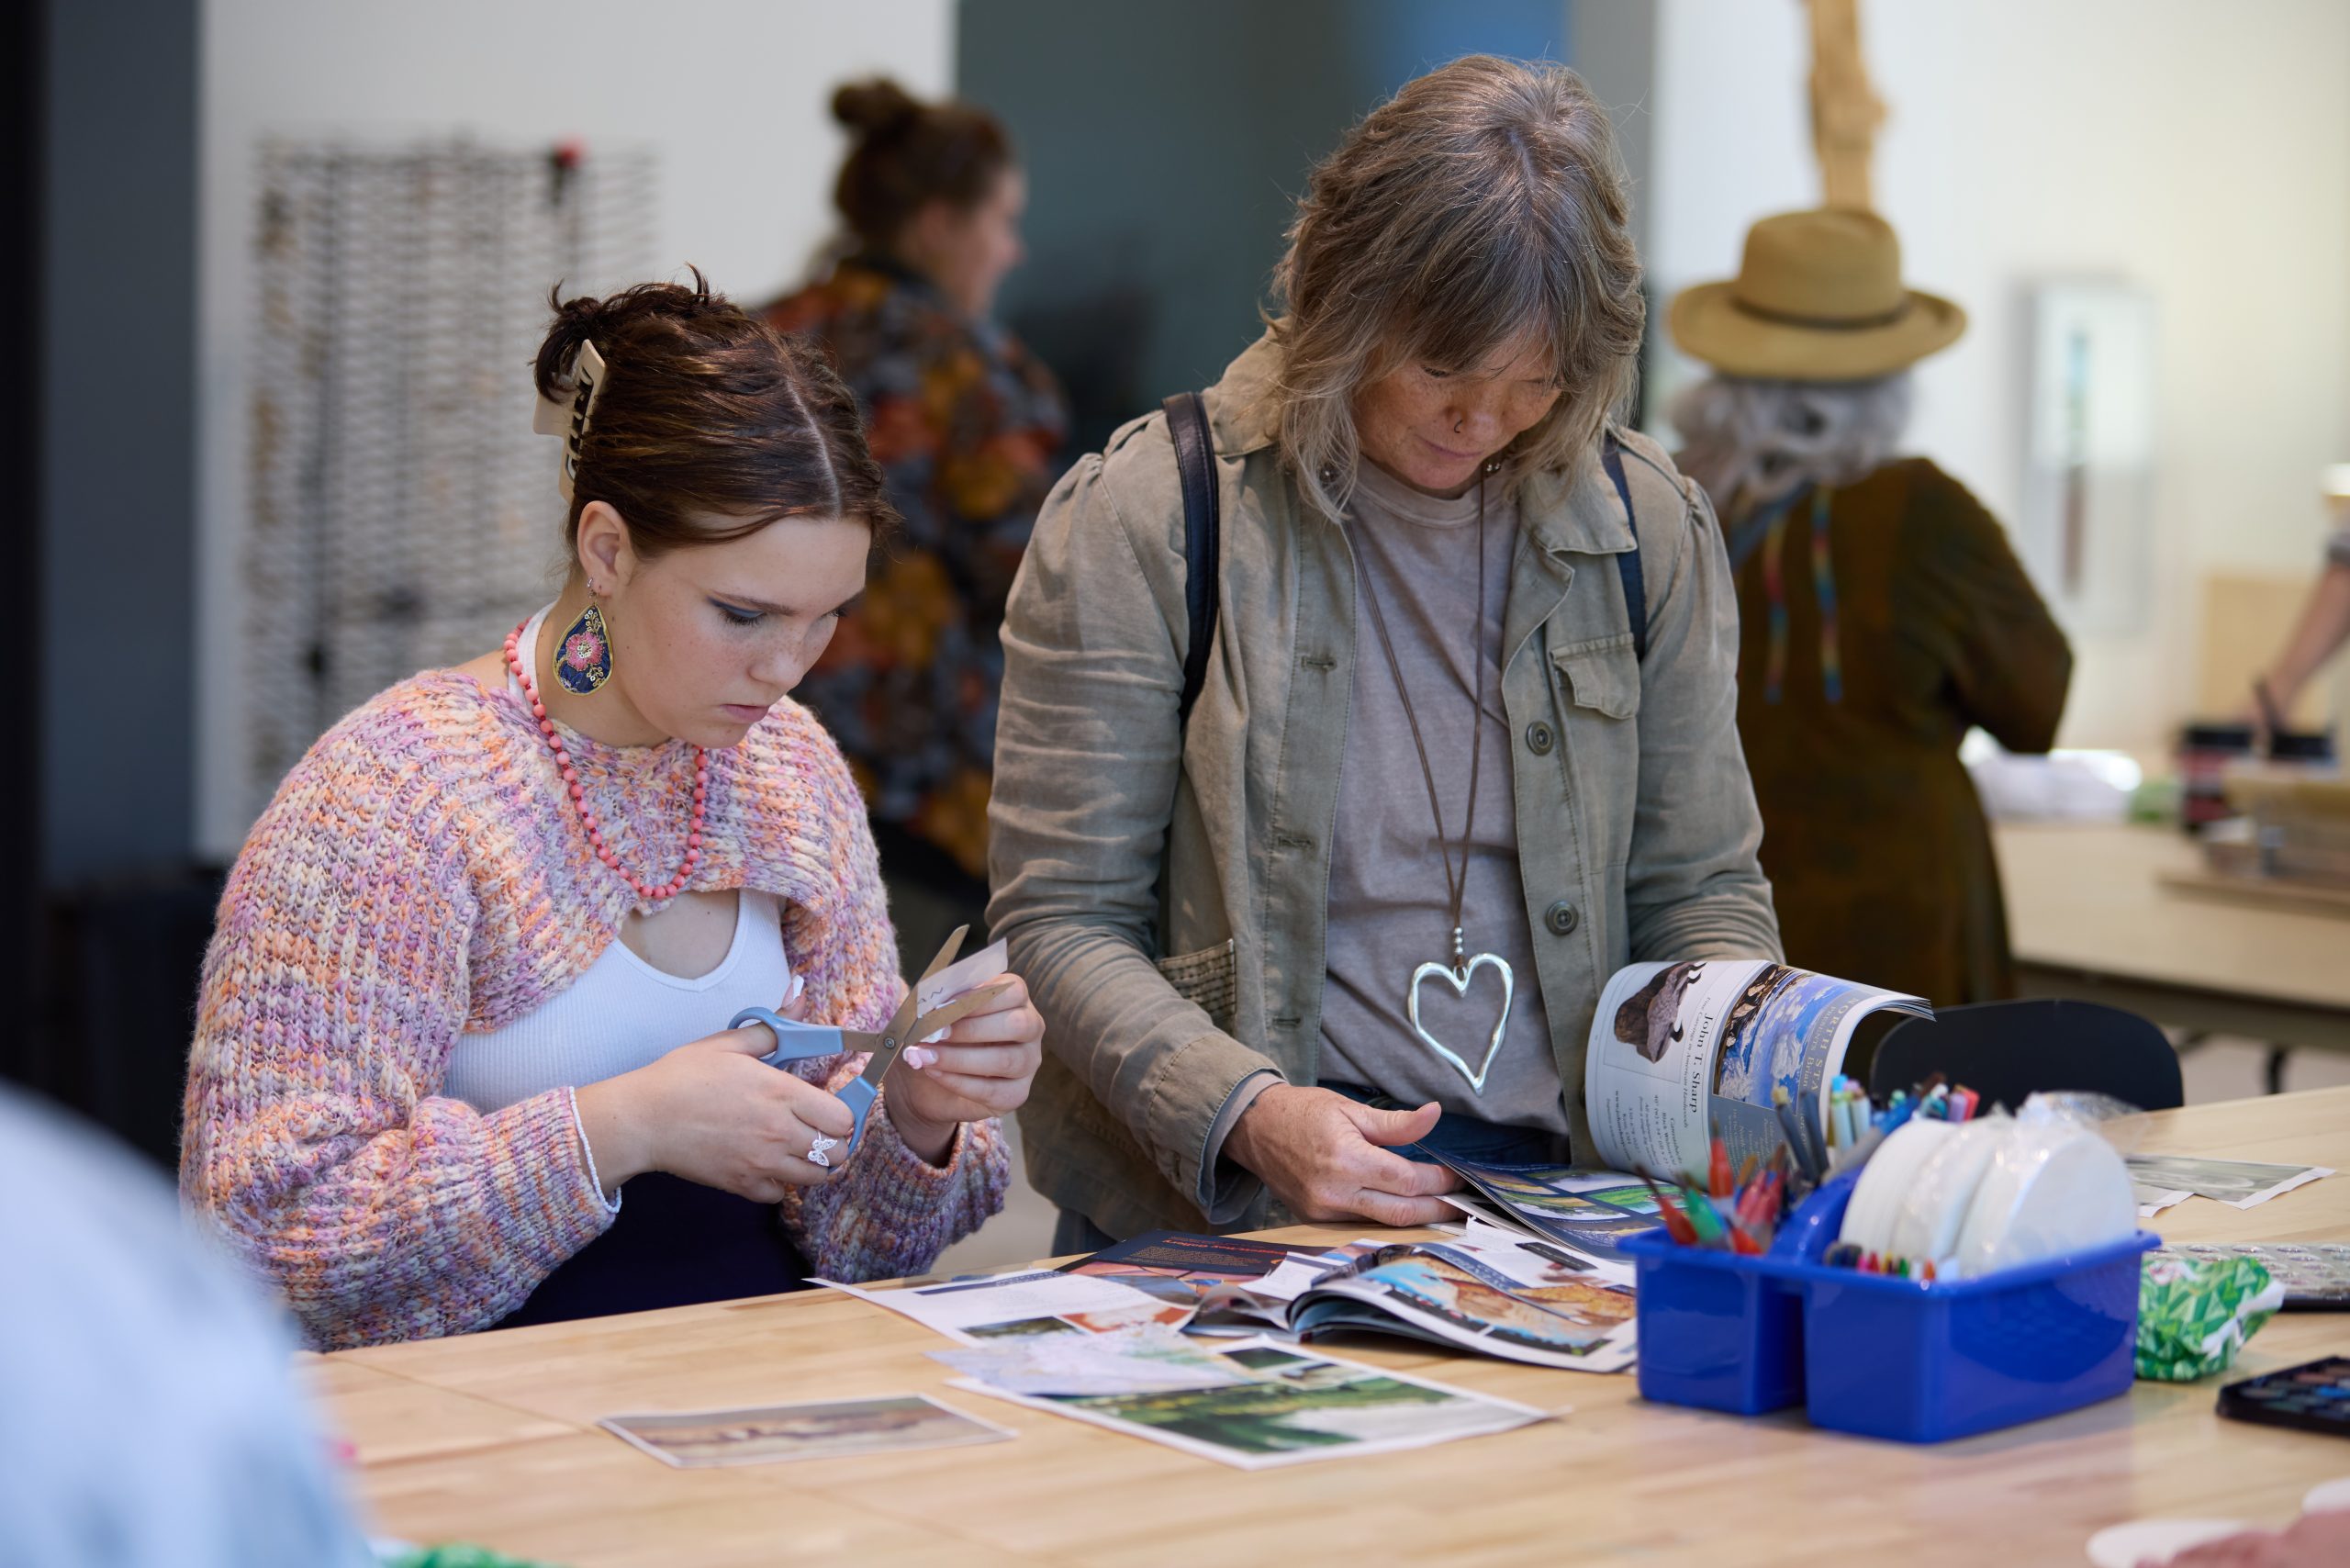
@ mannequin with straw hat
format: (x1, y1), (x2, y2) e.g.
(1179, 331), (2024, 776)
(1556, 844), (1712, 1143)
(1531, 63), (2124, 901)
(1668, 208), (2071, 1008)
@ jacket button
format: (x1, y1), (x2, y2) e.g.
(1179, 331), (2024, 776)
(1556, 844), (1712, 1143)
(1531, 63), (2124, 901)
(1545, 900), (1580, 936)
(1525, 721), (1555, 756)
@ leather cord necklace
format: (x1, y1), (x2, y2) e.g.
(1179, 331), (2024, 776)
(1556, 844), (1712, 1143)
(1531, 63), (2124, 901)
(1349, 469), (1517, 1092)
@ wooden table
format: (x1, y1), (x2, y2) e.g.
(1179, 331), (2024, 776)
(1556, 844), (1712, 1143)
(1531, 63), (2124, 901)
(1994, 820), (2350, 1055)
(313, 1087), (2350, 1568)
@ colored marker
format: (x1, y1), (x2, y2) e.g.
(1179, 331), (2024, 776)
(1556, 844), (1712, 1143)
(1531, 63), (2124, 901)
(1683, 1186), (1729, 1247)
(1770, 1086), (1817, 1179)
(1638, 1171), (1700, 1245)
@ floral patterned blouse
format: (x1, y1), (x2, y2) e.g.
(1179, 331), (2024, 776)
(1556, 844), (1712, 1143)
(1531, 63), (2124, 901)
(765, 257), (1069, 882)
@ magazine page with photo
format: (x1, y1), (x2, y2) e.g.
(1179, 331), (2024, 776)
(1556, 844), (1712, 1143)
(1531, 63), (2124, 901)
(1416, 1157), (1665, 1261)
(1583, 960), (1930, 1177)
(1279, 1238), (1639, 1372)
(1164, 1229), (1639, 1372)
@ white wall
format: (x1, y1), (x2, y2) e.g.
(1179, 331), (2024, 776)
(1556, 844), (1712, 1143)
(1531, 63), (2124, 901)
(1648, 0), (2350, 753)
(196, 0), (955, 858)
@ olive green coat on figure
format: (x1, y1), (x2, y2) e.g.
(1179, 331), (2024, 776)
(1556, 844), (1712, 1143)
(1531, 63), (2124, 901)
(987, 338), (1784, 1241)
(1723, 457), (2071, 1009)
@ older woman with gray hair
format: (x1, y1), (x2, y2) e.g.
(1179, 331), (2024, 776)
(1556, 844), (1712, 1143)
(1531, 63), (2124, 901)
(988, 56), (1781, 1247)
(1670, 207), (2070, 1009)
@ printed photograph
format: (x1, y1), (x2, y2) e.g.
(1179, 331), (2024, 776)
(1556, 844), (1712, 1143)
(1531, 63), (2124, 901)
(1224, 1346), (1320, 1372)
(1059, 1303), (1193, 1334)
(2123, 1155), (2320, 1202)
(600, 1394), (1012, 1468)
(964, 1315), (1082, 1340)
(932, 1326), (1245, 1396)
(1046, 1354), (1527, 1460)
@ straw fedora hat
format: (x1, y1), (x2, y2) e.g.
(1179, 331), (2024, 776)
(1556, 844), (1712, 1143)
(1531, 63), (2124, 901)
(1669, 208), (1965, 381)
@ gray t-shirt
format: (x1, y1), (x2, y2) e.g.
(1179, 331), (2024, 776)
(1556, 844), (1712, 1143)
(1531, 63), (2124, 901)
(1319, 460), (1562, 1132)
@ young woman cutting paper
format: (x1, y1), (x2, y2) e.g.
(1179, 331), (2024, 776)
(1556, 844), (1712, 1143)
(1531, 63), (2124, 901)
(182, 275), (1044, 1350)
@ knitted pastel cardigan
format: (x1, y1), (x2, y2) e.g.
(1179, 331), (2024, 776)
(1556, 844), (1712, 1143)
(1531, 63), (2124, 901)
(181, 667), (1007, 1350)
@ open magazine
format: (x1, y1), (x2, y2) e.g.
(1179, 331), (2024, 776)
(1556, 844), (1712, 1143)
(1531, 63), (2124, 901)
(1584, 959), (1930, 1177)
(1190, 1233), (1638, 1373)
(1056, 1229), (1639, 1373)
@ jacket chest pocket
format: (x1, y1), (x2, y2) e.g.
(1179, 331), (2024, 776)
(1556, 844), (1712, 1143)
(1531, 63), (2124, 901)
(1155, 938), (1238, 1032)
(1550, 633), (1641, 721)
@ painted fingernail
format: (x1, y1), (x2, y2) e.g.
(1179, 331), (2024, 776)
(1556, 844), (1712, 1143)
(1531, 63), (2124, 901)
(904, 1047), (935, 1070)
(923, 1028), (948, 1045)
(788, 974), (806, 1002)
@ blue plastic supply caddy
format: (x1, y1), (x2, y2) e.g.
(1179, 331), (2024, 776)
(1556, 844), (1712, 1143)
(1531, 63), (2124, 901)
(1619, 1173), (2158, 1441)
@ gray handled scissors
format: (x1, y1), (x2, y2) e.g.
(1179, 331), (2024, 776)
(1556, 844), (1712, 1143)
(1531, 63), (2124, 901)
(729, 925), (1011, 1161)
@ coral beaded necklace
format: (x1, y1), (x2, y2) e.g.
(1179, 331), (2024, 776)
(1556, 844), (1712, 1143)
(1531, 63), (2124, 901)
(505, 617), (707, 904)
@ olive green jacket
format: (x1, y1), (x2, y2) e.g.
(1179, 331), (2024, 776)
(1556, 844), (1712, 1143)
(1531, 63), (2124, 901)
(987, 337), (1782, 1239)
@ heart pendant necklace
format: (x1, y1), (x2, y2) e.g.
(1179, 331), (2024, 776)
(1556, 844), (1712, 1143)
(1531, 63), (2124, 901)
(1352, 462), (1515, 1093)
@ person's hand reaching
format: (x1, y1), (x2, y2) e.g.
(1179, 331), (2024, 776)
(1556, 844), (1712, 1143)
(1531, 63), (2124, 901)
(1224, 1085), (1461, 1226)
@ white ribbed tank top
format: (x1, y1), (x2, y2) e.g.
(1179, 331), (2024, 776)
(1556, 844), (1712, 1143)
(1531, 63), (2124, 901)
(439, 606), (795, 1117)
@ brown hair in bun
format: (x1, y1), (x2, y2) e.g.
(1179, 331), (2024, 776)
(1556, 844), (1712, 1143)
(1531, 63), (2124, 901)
(532, 268), (894, 560)
(829, 76), (1012, 252)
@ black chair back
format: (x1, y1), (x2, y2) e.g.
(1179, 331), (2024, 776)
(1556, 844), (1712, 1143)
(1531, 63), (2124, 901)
(1866, 999), (2183, 1114)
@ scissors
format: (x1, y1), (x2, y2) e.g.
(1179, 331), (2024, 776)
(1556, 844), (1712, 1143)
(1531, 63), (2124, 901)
(729, 925), (1011, 1164)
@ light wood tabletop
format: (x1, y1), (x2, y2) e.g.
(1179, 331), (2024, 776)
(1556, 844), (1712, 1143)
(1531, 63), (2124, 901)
(313, 1086), (2350, 1568)
(1993, 821), (2350, 1052)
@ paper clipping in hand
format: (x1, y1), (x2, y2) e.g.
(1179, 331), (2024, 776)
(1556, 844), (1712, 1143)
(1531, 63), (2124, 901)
(916, 938), (1010, 1012)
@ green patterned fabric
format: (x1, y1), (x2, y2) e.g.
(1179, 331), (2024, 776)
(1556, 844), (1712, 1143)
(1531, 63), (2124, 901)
(2136, 1249), (2285, 1382)
(384, 1547), (563, 1568)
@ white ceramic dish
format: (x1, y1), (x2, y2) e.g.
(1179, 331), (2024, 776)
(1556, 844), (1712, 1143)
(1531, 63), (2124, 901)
(1953, 1126), (2135, 1278)
(1841, 1119), (1953, 1259)
(1887, 1116), (2009, 1265)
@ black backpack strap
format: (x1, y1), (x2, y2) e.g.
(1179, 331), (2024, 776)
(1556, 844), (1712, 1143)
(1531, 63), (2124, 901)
(1163, 391), (1222, 724)
(1600, 433), (1648, 662)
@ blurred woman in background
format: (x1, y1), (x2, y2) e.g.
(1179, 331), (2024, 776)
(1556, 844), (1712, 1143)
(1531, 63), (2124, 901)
(1672, 207), (2071, 1006)
(2250, 470), (2350, 735)
(767, 79), (1067, 969)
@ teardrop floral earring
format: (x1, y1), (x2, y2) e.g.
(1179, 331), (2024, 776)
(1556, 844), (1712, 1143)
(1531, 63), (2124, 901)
(555, 588), (614, 696)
